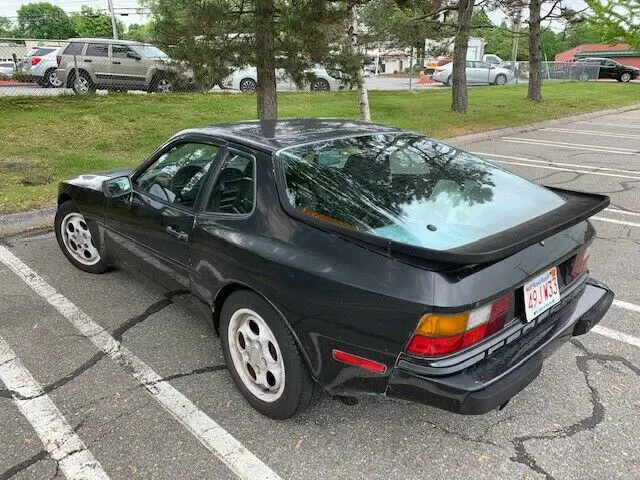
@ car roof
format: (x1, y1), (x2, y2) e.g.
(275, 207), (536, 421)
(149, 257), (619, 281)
(65, 38), (143, 45)
(178, 119), (402, 152)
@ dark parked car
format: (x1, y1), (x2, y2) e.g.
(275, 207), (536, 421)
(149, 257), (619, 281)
(574, 57), (640, 82)
(54, 120), (614, 419)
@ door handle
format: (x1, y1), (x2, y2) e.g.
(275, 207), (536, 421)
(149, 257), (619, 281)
(113, 61), (121, 65)
(165, 226), (189, 242)
(83, 59), (92, 63)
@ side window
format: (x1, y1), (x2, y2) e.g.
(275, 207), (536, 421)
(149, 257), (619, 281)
(207, 152), (255, 215)
(466, 61), (474, 68)
(135, 143), (219, 209)
(112, 45), (133, 58)
(85, 43), (109, 57)
(476, 61), (490, 69)
(63, 42), (85, 55)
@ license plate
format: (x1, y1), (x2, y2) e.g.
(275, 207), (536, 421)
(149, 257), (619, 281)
(523, 267), (561, 322)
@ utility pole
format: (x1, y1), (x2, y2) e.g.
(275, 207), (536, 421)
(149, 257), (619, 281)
(107, 0), (118, 39)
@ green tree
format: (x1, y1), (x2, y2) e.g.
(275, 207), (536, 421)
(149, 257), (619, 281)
(125, 23), (153, 42)
(0, 16), (15, 37)
(146, 0), (363, 120)
(70, 6), (124, 38)
(16, 2), (76, 39)
(585, 0), (640, 48)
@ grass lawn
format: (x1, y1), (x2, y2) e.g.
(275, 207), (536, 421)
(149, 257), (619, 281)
(1, 82), (640, 214)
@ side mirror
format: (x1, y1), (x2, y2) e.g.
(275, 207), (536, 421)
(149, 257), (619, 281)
(126, 51), (141, 60)
(103, 175), (133, 198)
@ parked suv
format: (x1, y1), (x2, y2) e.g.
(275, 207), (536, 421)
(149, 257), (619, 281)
(56, 38), (193, 93)
(574, 57), (640, 82)
(20, 47), (62, 87)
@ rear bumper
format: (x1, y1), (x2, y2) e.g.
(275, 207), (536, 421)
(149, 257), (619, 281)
(386, 278), (614, 414)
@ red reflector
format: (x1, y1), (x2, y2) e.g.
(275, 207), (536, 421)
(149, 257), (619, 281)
(31, 57), (41, 66)
(332, 349), (387, 374)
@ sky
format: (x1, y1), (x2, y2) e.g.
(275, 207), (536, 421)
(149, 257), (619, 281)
(0, 0), (589, 30)
(0, 0), (149, 26)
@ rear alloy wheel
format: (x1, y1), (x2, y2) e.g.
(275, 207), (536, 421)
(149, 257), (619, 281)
(494, 73), (507, 85)
(445, 75), (452, 87)
(239, 78), (257, 92)
(578, 72), (590, 82)
(310, 78), (331, 91)
(55, 200), (107, 274)
(620, 72), (632, 83)
(220, 290), (318, 419)
(45, 68), (62, 88)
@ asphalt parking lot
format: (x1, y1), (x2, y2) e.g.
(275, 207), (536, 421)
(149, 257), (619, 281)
(1, 109), (640, 480)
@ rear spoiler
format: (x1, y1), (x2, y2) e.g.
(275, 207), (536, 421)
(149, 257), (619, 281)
(297, 187), (609, 267)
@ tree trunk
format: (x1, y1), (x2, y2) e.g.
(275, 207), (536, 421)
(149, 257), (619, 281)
(451, 0), (474, 114)
(255, 0), (277, 120)
(527, 0), (542, 102)
(351, 5), (370, 122)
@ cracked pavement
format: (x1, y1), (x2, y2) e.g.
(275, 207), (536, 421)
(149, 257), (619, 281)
(1, 109), (640, 479)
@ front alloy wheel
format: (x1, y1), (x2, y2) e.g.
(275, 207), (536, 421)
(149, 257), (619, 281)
(155, 78), (173, 93)
(55, 200), (107, 274)
(620, 72), (632, 83)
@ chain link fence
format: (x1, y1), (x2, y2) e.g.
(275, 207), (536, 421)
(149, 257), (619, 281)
(1, 37), (606, 98)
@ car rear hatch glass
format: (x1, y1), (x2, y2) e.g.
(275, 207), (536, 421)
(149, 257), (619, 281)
(276, 133), (609, 265)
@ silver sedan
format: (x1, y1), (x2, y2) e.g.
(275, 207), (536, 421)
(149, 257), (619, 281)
(432, 61), (515, 86)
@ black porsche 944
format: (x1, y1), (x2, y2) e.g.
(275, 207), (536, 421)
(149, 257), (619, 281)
(55, 119), (614, 419)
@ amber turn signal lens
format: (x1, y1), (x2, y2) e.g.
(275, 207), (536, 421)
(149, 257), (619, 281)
(415, 313), (469, 337)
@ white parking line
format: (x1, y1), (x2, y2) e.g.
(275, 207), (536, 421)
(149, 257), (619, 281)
(474, 152), (640, 181)
(541, 127), (640, 140)
(0, 336), (110, 480)
(0, 246), (282, 480)
(475, 152), (640, 180)
(592, 216), (640, 228)
(577, 121), (640, 130)
(501, 137), (640, 155)
(592, 325), (640, 349)
(605, 208), (640, 217)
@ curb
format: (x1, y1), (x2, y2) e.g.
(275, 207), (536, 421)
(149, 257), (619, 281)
(445, 103), (640, 145)
(3, 103), (640, 236)
(0, 208), (55, 237)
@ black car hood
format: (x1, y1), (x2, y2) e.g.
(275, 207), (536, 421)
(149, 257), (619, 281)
(292, 187), (609, 267)
(64, 169), (132, 191)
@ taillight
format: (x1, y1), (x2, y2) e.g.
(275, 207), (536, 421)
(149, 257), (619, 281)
(569, 246), (590, 282)
(406, 293), (512, 357)
(31, 56), (41, 66)
(56, 55), (61, 66)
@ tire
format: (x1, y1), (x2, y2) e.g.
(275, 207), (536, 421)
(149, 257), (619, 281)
(620, 72), (632, 83)
(148, 74), (173, 93)
(239, 77), (257, 92)
(494, 73), (507, 86)
(445, 75), (452, 87)
(220, 290), (319, 419)
(55, 200), (108, 274)
(578, 72), (590, 82)
(72, 71), (96, 94)
(44, 68), (62, 88)
(310, 78), (331, 91)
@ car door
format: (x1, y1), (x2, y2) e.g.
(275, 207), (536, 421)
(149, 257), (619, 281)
(474, 61), (493, 84)
(110, 44), (146, 89)
(83, 42), (111, 86)
(601, 60), (618, 79)
(189, 146), (258, 307)
(466, 61), (481, 84)
(104, 138), (222, 290)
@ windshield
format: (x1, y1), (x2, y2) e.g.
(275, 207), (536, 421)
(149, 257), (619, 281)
(277, 134), (566, 251)
(133, 45), (169, 59)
